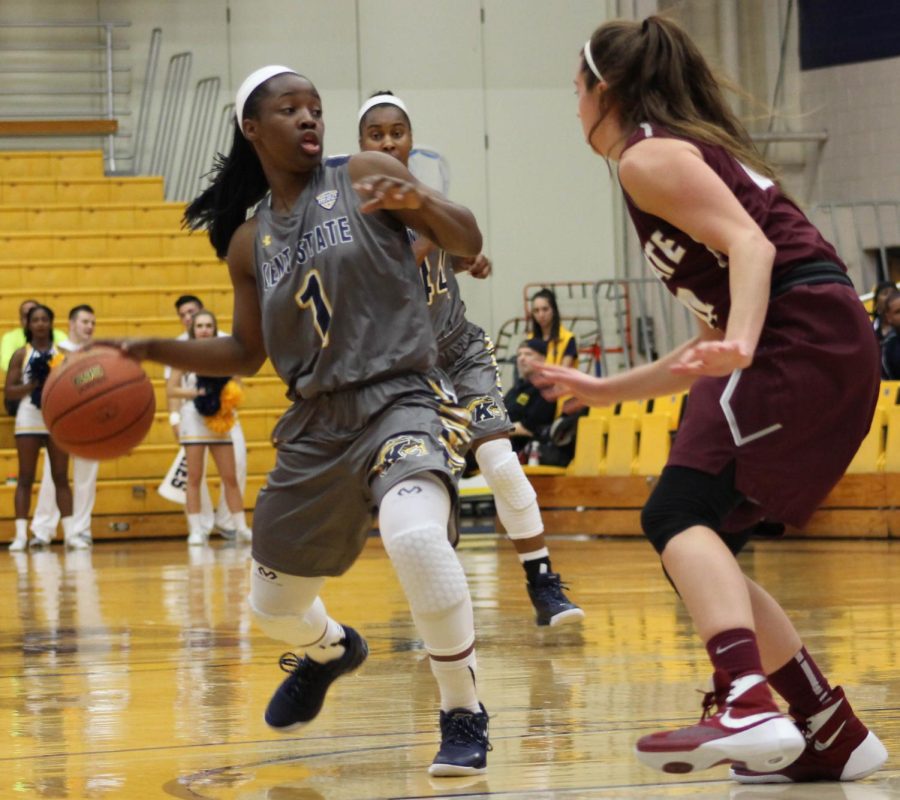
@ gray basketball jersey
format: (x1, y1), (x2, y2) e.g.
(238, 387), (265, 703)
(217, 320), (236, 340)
(410, 231), (468, 351)
(254, 157), (437, 399)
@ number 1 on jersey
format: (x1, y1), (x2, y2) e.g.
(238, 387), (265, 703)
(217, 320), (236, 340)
(295, 270), (333, 347)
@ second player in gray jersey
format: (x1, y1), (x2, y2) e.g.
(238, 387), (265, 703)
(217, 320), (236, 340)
(358, 92), (583, 627)
(117, 67), (490, 777)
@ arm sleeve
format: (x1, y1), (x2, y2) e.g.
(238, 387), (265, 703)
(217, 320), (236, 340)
(563, 335), (578, 359)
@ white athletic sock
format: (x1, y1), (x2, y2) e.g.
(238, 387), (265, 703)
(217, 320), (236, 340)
(430, 654), (480, 713)
(14, 518), (27, 540)
(518, 545), (550, 564)
(306, 617), (346, 664)
(61, 516), (76, 541)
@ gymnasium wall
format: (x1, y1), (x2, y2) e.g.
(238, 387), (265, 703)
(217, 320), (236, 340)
(0, 0), (619, 340)
(3, 0), (900, 329)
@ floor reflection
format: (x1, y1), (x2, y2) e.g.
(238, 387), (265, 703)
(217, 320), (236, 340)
(1, 537), (898, 798)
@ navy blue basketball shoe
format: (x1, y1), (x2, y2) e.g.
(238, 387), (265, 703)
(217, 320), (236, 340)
(527, 570), (585, 627)
(428, 704), (491, 777)
(264, 625), (368, 730)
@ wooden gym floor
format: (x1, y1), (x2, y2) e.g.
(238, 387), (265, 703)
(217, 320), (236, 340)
(2, 533), (899, 799)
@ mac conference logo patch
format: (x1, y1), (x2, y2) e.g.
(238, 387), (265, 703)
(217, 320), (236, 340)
(316, 190), (338, 210)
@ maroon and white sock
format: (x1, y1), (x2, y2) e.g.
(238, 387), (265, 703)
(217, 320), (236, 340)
(706, 628), (766, 682)
(768, 646), (834, 717)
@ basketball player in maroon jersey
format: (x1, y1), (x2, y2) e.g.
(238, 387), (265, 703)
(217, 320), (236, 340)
(535, 15), (887, 784)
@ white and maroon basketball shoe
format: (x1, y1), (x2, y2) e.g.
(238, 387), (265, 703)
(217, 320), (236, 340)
(730, 686), (887, 783)
(636, 671), (805, 775)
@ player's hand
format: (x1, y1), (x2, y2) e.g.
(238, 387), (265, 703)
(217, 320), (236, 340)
(531, 363), (612, 406)
(459, 253), (492, 279)
(354, 175), (425, 213)
(92, 338), (152, 361)
(670, 340), (753, 377)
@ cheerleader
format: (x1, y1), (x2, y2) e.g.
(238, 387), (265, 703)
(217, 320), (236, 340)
(166, 310), (249, 545)
(4, 305), (73, 550)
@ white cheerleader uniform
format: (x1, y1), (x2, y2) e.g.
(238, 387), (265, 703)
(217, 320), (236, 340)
(14, 344), (57, 437)
(178, 373), (234, 446)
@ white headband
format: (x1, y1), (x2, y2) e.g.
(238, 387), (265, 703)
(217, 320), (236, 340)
(358, 94), (409, 124)
(235, 65), (300, 135)
(583, 40), (603, 82)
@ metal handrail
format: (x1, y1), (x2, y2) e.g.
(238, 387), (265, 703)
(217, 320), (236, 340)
(129, 28), (161, 175)
(0, 20), (131, 172)
(173, 76), (221, 201)
(216, 103), (236, 158)
(147, 52), (192, 193)
(811, 201), (900, 288)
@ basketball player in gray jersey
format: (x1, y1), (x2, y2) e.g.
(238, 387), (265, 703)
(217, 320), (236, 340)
(116, 67), (489, 776)
(359, 92), (583, 627)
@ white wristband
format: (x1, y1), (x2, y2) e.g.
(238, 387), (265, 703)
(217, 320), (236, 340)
(169, 412), (181, 426)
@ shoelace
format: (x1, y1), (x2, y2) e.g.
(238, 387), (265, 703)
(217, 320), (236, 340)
(699, 689), (717, 721)
(444, 712), (493, 750)
(278, 652), (303, 674)
(698, 685), (730, 722)
(536, 574), (571, 596)
(277, 651), (323, 699)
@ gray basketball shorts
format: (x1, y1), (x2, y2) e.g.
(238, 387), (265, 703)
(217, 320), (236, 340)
(439, 321), (512, 444)
(251, 371), (470, 578)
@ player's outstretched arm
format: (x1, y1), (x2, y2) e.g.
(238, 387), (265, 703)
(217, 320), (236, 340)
(349, 151), (481, 257)
(533, 322), (721, 406)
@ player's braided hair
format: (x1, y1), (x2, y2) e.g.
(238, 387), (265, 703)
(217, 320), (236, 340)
(183, 84), (273, 259)
(582, 15), (777, 182)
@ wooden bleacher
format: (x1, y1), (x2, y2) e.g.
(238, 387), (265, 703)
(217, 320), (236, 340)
(524, 382), (900, 538)
(0, 119), (118, 138)
(0, 149), (896, 542)
(0, 149), (289, 540)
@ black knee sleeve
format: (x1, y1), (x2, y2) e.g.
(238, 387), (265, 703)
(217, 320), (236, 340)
(641, 464), (744, 554)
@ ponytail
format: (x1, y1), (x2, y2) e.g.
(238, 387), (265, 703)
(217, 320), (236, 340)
(183, 123), (269, 259)
(583, 16), (777, 181)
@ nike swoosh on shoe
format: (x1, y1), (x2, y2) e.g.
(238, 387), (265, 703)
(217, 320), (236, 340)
(813, 720), (846, 751)
(719, 709), (782, 730)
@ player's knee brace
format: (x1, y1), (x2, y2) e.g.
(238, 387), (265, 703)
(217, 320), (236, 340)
(641, 465), (742, 554)
(382, 521), (475, 655)
(381, 521), (470, 616)
(380, 475), (475, 654)
(641, 491), (730, 555)
(475, 438), (542, 538)
(248, 561), (327, 646)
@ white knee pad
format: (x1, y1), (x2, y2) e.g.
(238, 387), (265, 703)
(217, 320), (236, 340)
(248, 560), (327, 646)
(475, 438), (543, 538)
(382, 521), (470, 616)
(380, 477), (474, 655)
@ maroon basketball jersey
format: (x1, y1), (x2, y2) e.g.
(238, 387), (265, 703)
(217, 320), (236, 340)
(620, 123), (846, 330)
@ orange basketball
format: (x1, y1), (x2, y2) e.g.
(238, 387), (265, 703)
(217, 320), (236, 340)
(41, 347), (156, 460)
